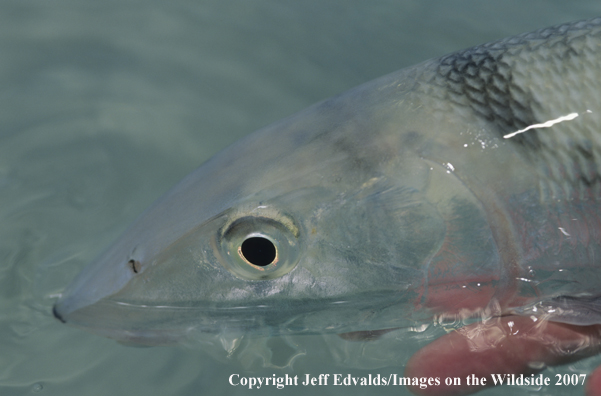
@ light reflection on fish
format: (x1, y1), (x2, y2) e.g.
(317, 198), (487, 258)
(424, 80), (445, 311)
(54, 18), (601, 351)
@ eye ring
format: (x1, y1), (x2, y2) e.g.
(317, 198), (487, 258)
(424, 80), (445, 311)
(215, 208), (301, 280)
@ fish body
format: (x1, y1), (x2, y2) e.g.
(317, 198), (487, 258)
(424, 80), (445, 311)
(54, 18), (601, 346)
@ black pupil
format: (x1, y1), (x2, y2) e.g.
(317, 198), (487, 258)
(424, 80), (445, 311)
(240, 237), (276, 266)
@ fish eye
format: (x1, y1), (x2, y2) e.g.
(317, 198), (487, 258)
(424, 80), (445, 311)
(239, 236), (277, 266)
(215, 209), (301, 280)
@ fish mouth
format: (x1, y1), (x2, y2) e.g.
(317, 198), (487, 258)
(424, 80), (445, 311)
(51, 298), (195, 346)
(52, 288), (428, 348)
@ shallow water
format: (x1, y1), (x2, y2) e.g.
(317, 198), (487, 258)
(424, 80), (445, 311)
(3, 1), (601, 395)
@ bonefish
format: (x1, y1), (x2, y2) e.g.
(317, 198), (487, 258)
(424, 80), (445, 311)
(54, 18), (601, 350)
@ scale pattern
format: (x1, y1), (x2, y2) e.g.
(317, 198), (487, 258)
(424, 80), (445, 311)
(419, 17), (601, 200)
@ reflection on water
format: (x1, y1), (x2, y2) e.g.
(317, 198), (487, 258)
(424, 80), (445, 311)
(2, 1), (601, 395)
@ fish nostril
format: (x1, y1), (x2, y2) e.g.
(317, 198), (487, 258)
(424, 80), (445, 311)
(53, 305), (66, 323)
(128, 259), (141, 274)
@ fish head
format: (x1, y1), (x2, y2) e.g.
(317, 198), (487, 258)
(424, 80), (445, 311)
(53, 73), (495, 346)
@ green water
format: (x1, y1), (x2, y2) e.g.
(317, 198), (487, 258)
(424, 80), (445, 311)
(2, 1), (601, 395)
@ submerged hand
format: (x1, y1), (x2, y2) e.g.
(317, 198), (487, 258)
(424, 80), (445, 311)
(405, 316), (601, 396)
